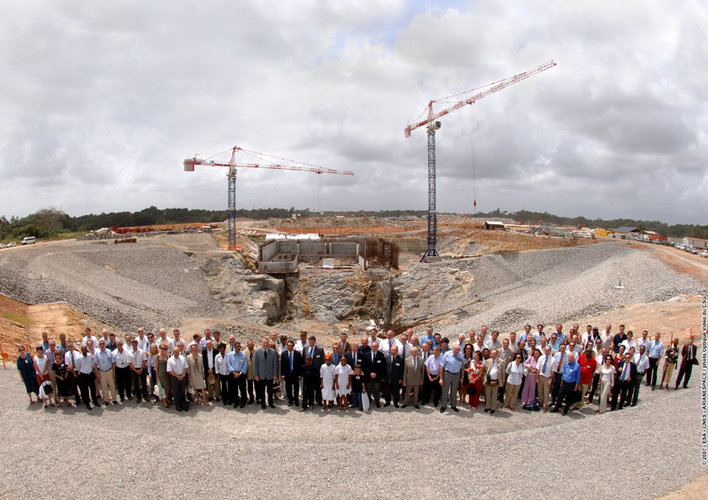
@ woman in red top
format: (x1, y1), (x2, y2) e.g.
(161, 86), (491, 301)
(467, 350), (484, 408)
(574, 348), (597, 409)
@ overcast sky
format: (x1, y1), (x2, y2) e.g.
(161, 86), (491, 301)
(1, 0), (706, 224)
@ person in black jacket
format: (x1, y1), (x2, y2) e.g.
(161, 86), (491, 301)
(612, 353), (635, 410)
(385, 346), (404, 407)
(363, 341), (387, 408)
(299, 356), (319, 411)
(280, 340), (302, 406)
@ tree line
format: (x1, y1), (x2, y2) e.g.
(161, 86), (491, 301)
(0, 206), (705, 241)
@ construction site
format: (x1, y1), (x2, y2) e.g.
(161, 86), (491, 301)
(1, 61), (707, 500)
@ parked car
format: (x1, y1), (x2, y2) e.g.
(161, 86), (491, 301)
(701, 250), (708, 258)
(6, 241), (16, 247)
(21, 236), (36, 245)
(0, 243), (4, 249)
(686, 246), (698, 254)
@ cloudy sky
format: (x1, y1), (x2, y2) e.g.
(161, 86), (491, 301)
(1, 0), (706, 224)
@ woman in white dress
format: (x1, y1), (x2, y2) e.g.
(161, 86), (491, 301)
(319, 355), (336, 411)
(187, 345), (207, 405)
(597, 354), (615, 414)
(335, 356), (353, 410)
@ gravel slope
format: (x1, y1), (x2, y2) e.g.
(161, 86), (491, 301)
(1, 359), (703, 499)
(0, 239), (222, 331)
(398, 244), (708, 336)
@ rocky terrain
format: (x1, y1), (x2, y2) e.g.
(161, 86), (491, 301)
(0, 235), (705, 340)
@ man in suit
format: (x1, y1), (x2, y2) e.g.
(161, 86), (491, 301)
(612, 352), (636, 410)
(481, 348), (506, 414)
(401, 346), (424, 408)
(330, 343), (343, 366)
(363, 341), (387, 408)
(385, 345), (404, 407)
(280, 340), (302, 406)
(675, 337), (698, 389)
(303, 336), (325, 406)
(338, 331), (352, 357)
(345, 343), (362, 371)
(244, 340), (256, 404)
(202, 339), (220, 402)
(253, 338), (278, 409)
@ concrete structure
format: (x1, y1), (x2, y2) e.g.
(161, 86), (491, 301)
(258, 240), (360, 274)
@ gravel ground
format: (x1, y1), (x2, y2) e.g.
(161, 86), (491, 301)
(0, 239), (222, 331)
(1, 357), (704, 499)
(397, 244), (708, 336)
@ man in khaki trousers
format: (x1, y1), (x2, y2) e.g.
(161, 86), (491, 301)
(536, 346), (553, 412)
(95, 339), (118, 405)
(402, 347), (425, 408)
(482, 349), (505, 414)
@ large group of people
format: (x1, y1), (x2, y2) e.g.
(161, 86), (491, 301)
(16, 323), (699, 416)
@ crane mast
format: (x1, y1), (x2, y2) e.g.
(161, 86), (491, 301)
(405, 60), (556, 261)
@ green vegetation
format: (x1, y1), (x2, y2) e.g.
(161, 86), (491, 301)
(1, 311), (32, 326)
(1, 206), (705, 242)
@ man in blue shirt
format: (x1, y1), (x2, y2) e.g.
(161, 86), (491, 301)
(551, 351), (580, 415)
(227, 341), (249, 408)
(439, 344), (465, 413)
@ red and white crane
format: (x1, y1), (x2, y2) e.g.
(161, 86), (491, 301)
(184, 146), (354, 250)
(404, 60), (557, 260)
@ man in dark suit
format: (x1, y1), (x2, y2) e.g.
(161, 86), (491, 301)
(345, 343), (362, 370)
(202, 339), (220, 402)
(612, 324), (628, 354)
(363, 341), (386, 408)
(675, 337), (698, 389)
(280, 339), (302, 406)
(384, 346), (403, 407)
(253, 338), (278, 409)
(612, 353), (635, 410)
(303, 336), (324, 406)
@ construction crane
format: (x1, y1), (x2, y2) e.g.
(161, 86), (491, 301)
(184, 146), (354, 250)
(404, 60), (557, 261)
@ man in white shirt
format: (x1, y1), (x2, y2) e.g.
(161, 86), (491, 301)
(636, 330), (651, 352)
(64, 341), (82, 406)
(379, 330), (402, 355)
(167, 346), (188, 411)
(214, 343), (230, 405)
(294, 331), (308, 354)
(76, 345), (99, 410)
(484, 331), (501, 352)
(630, 345), (649, 407)
(621, 331), (636, 352)
(135, 327), (150, 352)
(536, 346), (554, 412)
(82, 327), (99, 349)
(170, 329), (183, 351)
(128, 339), (148, 403)
(112, 340), (132, 401)
(157, 328), (171, 347)
(188, 333), (203, 354)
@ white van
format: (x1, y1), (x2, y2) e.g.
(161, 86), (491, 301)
(21, 236), (36, 245)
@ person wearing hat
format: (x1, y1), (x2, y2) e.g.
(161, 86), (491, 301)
(319, 354), (336, 411)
